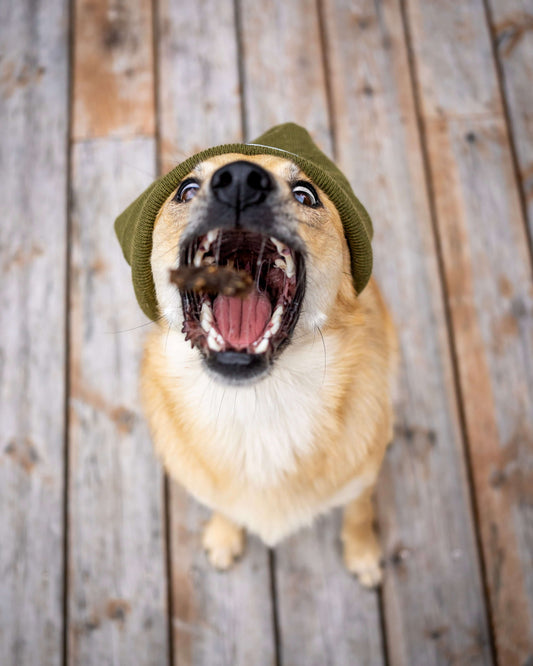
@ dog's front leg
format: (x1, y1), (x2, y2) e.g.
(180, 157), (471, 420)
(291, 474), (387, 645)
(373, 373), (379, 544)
(202, 512), (245, 570)
(341, 486), (382, 587)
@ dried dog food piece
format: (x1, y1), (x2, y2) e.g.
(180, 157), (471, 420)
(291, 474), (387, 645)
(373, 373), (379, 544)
(169, 265), (254, 298)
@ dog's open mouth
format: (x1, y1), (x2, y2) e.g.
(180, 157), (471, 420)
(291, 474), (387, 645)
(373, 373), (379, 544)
(177, 228), (305, 375)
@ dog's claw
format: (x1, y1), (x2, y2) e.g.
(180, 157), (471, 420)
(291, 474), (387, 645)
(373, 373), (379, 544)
(202, 513), (245, 571)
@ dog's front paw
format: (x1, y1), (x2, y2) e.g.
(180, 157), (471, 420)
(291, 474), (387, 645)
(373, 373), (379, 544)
(202, 512), (245, 570)
(342, 531), (383, 588)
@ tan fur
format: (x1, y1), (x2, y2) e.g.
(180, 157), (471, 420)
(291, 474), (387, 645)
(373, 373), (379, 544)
(141, 154), (397, 584)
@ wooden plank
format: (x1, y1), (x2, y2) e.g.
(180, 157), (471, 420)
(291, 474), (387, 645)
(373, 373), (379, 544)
(0, 1), (69, 663)
(275, 513), (385, 666)
(68, 138), (168, 665)
(157, 0), (242, 173)
(155, 2), (276, 663)
(404, 0), (533, 663)
(487, 1), (533, 246)
(68, 1), (168, 663)
(239, 2), (385, 663)
(322, 0), (494, 664)
(238, 0), (331, 148)
(169, 486), (275, 666)
(72, 0), (155, 141)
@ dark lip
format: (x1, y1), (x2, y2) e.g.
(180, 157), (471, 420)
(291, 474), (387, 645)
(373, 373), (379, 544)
(176, 227), (306, 379)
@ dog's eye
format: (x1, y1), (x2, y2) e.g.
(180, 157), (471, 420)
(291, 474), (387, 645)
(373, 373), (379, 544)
(292, 182), (319, 207)
(174, 179), (200, 203)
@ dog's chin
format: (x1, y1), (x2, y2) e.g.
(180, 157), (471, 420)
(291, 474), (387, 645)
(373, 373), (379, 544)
(176, 227), (306, 384)
(203, 350), (271, 385)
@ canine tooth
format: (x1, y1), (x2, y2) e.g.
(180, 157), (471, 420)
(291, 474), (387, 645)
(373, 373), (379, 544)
(193, 248), (205, 267)
(270, 237), (289, 255)
(200, 302), (213, 332)
(253, 337), (269, 354)
(272, 304), (284, 321)
(207, 329), (223, 351)
(274, 258), (286, 272)
(206, 229), (218, 247)
(285, 254), (295, 278)
(270, 305), (284, 335)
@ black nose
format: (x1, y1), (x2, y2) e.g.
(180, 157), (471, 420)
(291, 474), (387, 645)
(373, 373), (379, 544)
(211, 160), (274, 210)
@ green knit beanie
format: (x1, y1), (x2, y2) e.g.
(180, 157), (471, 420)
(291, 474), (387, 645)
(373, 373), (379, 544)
(115, 122), (373, 321)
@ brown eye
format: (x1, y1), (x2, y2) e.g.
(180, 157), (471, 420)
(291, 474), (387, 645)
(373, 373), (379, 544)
(174, 179), (200, 203)
(292, 182), (319, 207)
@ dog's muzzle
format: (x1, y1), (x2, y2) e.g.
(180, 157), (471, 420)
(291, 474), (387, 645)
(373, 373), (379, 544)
(175, 161), (306, 383)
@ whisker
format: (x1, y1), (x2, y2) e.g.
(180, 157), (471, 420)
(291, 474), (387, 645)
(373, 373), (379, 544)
(315, 325), (327, 385)
(106, 314), (166, 334)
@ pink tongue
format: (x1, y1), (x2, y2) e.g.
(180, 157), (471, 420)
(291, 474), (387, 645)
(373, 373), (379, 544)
(213, 290), (272, 349)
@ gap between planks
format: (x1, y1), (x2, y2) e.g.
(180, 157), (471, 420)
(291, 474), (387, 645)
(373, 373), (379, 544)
(397, 0), (498, 660)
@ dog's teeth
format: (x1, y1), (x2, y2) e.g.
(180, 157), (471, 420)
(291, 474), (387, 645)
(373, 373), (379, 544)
(206, 229), (218, 247)
(285, 254), (295, 278)
(271, 238), (294, 277)
(270, 305), (284, 334)
(200, 302), (213, 332)
(193, 247), (206, 267)
(270, 237), (286, 255)
(207, 328), (224, 351)
(253, 337), (269, 354)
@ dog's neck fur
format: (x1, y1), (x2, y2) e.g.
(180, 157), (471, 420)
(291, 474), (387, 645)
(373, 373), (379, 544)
(158, 324), (342, 487)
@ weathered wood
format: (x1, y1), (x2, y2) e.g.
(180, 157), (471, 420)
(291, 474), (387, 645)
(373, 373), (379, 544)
(238, 0), (331, 147)
(72, 0), (155, 141)
(157, 0), (242, 173)
(405, 0), (533, 663)
(323, 0), (494, 663)
(155, 2), (276, 663)
(275, 513), (385, 666)
(488, 1), (533, 245)
(0, 0), (69, 663)
(239, 2), (385, 664)
(169, 486), (276, 666)
(68, 138), (168, 665)
(68, 0), (168, 663)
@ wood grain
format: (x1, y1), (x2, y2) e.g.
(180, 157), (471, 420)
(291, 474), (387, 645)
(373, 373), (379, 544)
(239, 2), (385, 663)
(155, 2), (276, 663)
(488, 0), (533, 243)
(68, 138), (168, 665)
(275, 513), (385, 666)
(323, 0), (494, 663)
(72, 0), (155, 140)
(0, 1), (69, 663)
(405, 0), (533, 662)
(238, 0), (331, 147)
(156, 0), (242, 173)
(68, 0), (168, 663)
(169, 487), (276, 666)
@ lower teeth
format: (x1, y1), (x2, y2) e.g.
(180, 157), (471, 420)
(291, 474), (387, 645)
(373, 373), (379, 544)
(199, 300), (285, 354)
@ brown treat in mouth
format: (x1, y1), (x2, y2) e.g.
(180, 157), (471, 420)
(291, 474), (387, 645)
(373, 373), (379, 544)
(169, 264), (254, 298)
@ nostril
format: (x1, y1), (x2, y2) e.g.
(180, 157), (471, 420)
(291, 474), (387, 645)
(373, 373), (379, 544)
(212, 169), (232, 189)
(247, 169), (271, 192)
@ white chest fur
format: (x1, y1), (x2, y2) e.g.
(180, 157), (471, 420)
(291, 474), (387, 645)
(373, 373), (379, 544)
(161, 328), (339, 487)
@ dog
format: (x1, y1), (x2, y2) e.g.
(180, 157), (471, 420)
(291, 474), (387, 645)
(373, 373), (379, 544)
(115, 124), (397, 587)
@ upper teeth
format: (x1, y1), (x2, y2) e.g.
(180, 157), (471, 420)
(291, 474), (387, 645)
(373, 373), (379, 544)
(193, 229), (220, 266)
(270, 237), (294, 277)
(192, 231), (295, 276)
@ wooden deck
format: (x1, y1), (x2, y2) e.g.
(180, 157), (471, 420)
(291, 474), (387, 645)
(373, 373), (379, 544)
(1, 0), (532, 664)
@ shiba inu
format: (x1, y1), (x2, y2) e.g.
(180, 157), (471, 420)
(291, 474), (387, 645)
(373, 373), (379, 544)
(115, 123), (397, 586)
